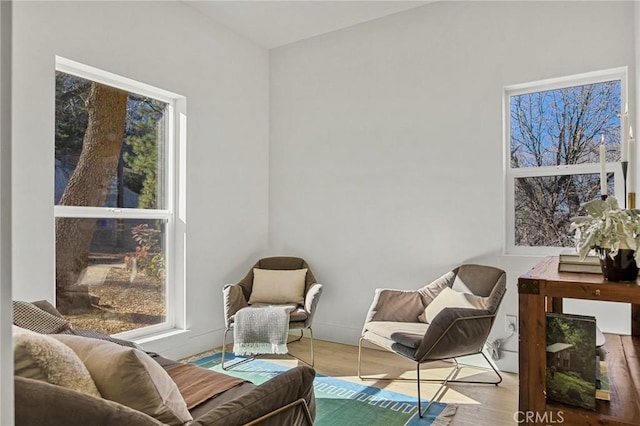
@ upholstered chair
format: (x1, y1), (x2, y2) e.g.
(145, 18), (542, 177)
(222, 256), (322, 369)
(358, 264), (506, 417)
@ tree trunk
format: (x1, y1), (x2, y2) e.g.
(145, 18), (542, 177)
(56, 82), (127, 313)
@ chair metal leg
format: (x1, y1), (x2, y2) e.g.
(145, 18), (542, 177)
(221, 328), (229, 369)
(221, 327), (253, 370)
(308, 328), (314, 367)
(287, 329), (304, 344)
(358, 336), (501, 418)
(443, 352), (503, 385)
(357, 337), (365, 379)
(287, 328), (315, 367)
(360, 351), (501, 385)
(243, 398), (314, 426)
(358, 336), (417, 381)
(226, 327), (314, 368)
(417, 361), (461, 417)
(417, 365), (421, 416)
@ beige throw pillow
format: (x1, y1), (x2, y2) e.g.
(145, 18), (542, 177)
(249, 268), (308, 305)
(13, 326), (101, 398)
(52, 334), (192, 426)
(422, 287), (477, 323)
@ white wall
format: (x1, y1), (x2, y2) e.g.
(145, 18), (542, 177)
(1, 1), (13, 423)
(9, 0), (638, 377)
(12, 1), (270, 359)
(269, 1), (636, 372)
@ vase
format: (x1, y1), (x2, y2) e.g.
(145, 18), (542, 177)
(596, 248), (639, 282)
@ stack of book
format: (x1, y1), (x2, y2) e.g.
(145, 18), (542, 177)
(596, 357), (611, 401)
(558, 249), (602, 274)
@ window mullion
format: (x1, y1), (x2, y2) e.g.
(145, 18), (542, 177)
(508, 164), (615, 178)
(54, 206), (170, 219)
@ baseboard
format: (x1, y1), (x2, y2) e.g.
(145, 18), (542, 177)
(497, 349), (518, 373)
(142, 322), (520, 374)
(311, 321), (363, 346)
(140, 327), (226, 361)
(459, 350), (518, 374)
(139, 321), (361, 361)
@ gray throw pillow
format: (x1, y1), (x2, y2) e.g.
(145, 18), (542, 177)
(12, 300), (71, 334)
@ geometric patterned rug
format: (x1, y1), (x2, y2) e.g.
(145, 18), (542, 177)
(190, 353), (456, 425)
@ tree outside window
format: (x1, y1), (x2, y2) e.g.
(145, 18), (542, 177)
(55, 66), (174, 336)
(506, 71), (624, 252)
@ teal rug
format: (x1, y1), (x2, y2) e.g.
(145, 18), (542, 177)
(190, 353), (456, 426)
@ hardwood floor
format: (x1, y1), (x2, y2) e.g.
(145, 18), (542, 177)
(208, 336), (519, 425)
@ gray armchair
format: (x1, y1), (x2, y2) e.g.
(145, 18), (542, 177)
(358, 264), (506, 417)
(222, 257), (323, 369)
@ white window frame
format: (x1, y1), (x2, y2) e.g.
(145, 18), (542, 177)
(504, 67), (628, 256)
(54, 57), (186, 339)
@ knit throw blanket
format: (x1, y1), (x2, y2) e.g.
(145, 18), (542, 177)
(233, 305), (295, 356)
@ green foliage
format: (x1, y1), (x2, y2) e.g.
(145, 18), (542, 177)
(125, 129), (159, 209)
(547, 371), (595, 410)
(123, 96), (165, 209)
(56, 71), (167, 208)
(55, 72), (90, 159)
(130, 223), (165, 283)
(547, 315), (596, 382)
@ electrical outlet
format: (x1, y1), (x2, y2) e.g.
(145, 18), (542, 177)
(505, 315), (517, 333)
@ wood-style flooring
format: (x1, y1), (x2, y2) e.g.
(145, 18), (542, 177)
(207, 336), (518, 425)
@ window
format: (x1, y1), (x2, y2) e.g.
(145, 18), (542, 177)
(54, 57), (185, 337)
(505, 68), (626, 254)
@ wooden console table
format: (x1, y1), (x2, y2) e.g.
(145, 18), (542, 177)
(518, 256), (640, 425)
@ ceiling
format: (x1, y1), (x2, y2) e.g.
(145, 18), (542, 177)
(185, 1), (431, 49)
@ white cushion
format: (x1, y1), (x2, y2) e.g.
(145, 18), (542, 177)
(249, 268), (308, 305)
(424, 286), (476, 323)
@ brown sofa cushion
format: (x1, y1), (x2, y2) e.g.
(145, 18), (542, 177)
(52, 334), (192, 426)
(165, 363), (247, 409)
(13, 326), (101, 398)
(191, 365), (316, 426)
(188, 383), (256, 419)
(15, 376), (164, 426)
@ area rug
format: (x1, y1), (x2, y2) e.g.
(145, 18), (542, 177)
(190, 353), (456, 426)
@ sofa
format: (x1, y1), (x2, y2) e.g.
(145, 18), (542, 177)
(13, 300), (316, 426)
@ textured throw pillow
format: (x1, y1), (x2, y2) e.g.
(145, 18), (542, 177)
(52, 334), (192, 426)
(422, 287), (477, 323)
(13, 300), (71, 334)
(13, 326), (101, 398)
(248, 268), (308, 305)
